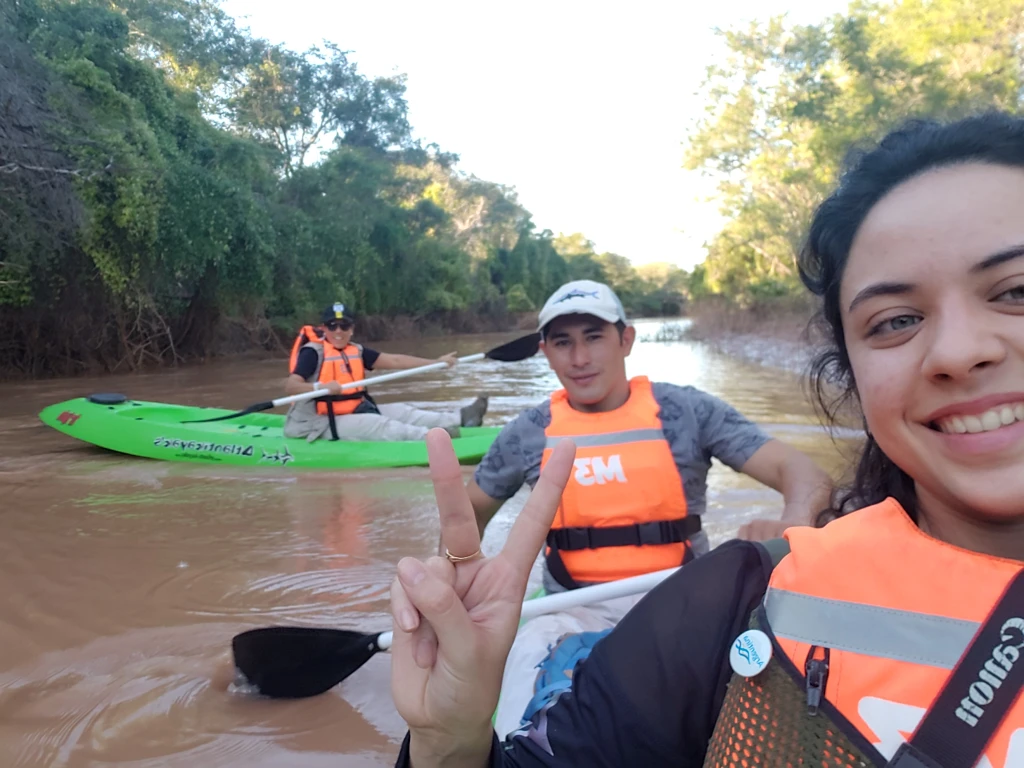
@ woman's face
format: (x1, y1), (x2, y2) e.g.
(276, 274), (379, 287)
(840, 162), (1024, 522)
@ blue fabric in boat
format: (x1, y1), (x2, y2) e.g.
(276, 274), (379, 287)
(519, 629), (613, 726)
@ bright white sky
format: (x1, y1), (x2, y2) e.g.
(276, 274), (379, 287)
(220, 0), (849, 271)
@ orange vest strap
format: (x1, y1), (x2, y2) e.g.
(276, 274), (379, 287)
(546, 516), (700, 551)
(289, 325), (324, 372)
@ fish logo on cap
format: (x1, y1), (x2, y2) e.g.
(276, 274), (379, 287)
(554, 289), (599, 304)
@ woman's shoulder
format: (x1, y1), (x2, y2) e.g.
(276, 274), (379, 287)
(603, 538), (777, 658)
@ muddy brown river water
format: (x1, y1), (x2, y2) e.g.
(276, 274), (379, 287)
(0, 319), (860, 766)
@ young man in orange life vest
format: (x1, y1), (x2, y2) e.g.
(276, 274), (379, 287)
(455, 279), (834, 738)
(283, 303), (489, 442)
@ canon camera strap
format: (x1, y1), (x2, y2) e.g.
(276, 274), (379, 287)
(888, 568), (1024, 768)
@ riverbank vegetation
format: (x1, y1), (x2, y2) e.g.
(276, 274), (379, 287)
(682, 0), (1024, 328)
(1, 0), (687, 378)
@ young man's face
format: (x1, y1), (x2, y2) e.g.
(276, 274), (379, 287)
(540, 314), (635, 409)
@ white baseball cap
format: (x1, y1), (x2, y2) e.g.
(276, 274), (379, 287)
(537, 280), (628, 333)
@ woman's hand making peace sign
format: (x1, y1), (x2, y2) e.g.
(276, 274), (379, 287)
(389, 428), (576, 768)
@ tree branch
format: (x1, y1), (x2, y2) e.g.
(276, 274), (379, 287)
(0, 158), (111, 179)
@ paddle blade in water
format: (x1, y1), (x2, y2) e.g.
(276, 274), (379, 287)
(486, 332), (540, 362)
(231, 626), (383, 699)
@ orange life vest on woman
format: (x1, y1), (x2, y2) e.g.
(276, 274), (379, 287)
(539, 376), (698, 588)
(288, 325), (367, 416)
(757, 499), (1024, 766)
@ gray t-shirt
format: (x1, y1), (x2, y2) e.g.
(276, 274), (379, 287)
(475, 382), (772, 521)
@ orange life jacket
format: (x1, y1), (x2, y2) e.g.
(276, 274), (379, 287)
(288, 325), (366, 416)
(289, 325), (323, 370)
(763, 498), (1024, 766)
(539, 376), (697, 588)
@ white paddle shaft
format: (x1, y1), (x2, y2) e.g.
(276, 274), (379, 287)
(268, 353), (486, 408)
(376, 565), (681, 652)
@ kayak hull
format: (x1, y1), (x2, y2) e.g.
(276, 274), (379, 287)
(39, 395), (500, 470)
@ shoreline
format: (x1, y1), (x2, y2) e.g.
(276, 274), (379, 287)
(680, 304), (819, 376)
(681, 304), (868, 439)
(4, 302), (819, 383)
(0, 309), (545, 383)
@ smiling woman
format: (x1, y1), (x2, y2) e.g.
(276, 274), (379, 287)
(385, 111), (1024, 768)
(852, 179), (1024, 474)
(804, 125), (1024, 561)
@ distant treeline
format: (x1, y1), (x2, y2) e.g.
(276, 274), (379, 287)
(683, 0), (1024, 310)
(0, 0), (687, 378)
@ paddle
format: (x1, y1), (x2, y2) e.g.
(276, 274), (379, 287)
(184, 332), (540, 424)
(231, 563), (682, 699)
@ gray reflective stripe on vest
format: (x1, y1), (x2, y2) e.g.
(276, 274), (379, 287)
(543, 428), (665, 450)
(302, 343), (325, 381)
(764, 587), (980, 669)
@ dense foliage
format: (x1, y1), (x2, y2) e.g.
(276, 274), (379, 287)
(683, 0), (1024, 308)
(0, 0), (685, 377)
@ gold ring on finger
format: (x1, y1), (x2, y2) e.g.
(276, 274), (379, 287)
(445, 547), (482, 563)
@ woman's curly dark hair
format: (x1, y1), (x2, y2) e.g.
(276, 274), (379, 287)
(798, 110), (1024, 524)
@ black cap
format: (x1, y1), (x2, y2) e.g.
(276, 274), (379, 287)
(321, 302), (355, 324)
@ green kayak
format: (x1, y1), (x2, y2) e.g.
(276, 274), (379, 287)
(38, 394), (501, 470)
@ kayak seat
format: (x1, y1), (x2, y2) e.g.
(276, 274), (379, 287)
(87, 393), (127, 405)
(519, 628), (612, 726)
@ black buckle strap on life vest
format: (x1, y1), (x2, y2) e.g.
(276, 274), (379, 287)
(319, 391), (365, 403)
(311, 394), (359, 442)
(546, 516), (701, 552)
(544, 549), (582, 591)
(544, 543), (696, 592)
(544, 519), (699, 592)
(887, 568), (1024, 768)
(325, 401), (339, 441)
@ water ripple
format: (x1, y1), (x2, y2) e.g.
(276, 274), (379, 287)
(0, 624), (395, 767)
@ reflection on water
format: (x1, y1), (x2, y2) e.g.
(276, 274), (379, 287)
(0, 318), (860, 766)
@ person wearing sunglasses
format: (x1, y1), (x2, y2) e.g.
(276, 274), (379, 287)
(282, 303), (489, 442)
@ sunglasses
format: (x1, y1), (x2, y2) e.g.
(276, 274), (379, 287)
(324, 320), (353, 331)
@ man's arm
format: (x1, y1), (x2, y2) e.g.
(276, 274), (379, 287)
(681, 384), (833, 541)
(284, 373), (336, 396)
(283, 348), (330, 395)
(467, 479), (505, 536)
(736, 439), (833, 540)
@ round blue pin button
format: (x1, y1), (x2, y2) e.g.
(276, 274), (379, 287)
(729, 629), (773, 677)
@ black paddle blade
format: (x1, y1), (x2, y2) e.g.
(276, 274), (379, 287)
(485, 332), (540, 362)
(180, 401), (271, 424)
(231, 626), (383, 699)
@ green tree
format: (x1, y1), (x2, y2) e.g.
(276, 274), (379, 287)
(0, 0), (679, 378)
(683, 0), (1024, 306)
(229, 42), (411, 176)
(505, 284), (535, 311)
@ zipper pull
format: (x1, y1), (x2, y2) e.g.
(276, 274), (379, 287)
(804, 646), (830, 716)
